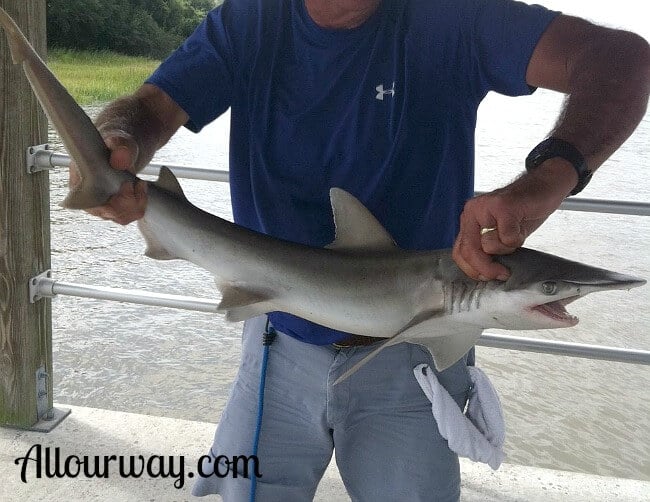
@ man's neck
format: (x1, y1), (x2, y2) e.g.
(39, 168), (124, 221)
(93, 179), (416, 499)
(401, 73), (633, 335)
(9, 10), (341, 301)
(304, 0), (381, 29)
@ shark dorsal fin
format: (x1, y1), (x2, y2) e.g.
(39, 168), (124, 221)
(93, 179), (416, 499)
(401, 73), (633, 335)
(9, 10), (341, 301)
(155, 166), (187, 199)
(326, 188), (397, 251)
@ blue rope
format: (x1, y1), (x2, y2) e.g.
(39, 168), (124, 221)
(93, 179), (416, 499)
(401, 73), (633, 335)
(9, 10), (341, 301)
(250, 324), (276, 502)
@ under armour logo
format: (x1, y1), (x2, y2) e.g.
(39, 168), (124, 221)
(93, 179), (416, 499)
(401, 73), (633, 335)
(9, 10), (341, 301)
(375, 82), (395, 101)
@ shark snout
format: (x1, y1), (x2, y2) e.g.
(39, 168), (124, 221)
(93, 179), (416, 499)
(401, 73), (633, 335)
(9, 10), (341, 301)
(563, 274), (646, 295)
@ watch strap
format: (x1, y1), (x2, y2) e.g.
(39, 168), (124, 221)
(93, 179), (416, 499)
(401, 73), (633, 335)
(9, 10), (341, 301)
(525, 138), (592, 196)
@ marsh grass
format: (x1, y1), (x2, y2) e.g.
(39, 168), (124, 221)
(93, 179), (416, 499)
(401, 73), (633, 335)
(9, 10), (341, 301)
(49, 49), (160, 105)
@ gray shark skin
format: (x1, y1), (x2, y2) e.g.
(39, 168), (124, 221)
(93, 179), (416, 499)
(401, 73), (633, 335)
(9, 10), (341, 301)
(1, 8), (645, 383)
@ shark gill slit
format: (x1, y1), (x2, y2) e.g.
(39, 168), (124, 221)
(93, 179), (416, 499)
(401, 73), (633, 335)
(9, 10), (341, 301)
(470, 281), (484, 311)
(449, 281), (484, 314)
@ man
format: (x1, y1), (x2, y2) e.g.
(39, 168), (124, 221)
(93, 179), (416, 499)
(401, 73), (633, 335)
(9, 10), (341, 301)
(74, 0), (649, 500)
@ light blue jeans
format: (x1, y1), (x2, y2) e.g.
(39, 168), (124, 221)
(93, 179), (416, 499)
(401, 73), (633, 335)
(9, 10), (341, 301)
(192, 315), (471, 501)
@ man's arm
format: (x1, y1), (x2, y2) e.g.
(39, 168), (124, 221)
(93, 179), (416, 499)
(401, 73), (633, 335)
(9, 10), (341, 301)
(453, 14), (650, 281)
(70, 83), (189, 224)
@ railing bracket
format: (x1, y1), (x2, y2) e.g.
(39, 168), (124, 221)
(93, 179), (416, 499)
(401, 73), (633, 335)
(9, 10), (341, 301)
(26, 143), (52, 174)
(35, 366), (49, 419)
(32, 365), (71, 432)
(29, 269), (54, 303)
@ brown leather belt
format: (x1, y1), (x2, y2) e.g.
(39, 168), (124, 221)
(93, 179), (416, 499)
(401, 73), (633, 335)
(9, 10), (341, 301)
(332, 334), (389, 348)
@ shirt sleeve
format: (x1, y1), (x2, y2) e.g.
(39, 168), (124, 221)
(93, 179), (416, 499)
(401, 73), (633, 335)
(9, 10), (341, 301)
(146, 3), (236, 132)
(471, 0), (561, 97)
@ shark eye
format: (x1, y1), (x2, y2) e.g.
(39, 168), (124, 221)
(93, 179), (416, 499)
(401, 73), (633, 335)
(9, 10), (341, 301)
(541, 281), (558, 295)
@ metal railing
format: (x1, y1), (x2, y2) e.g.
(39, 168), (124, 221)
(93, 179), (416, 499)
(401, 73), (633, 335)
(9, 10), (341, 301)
(34, 149), (650, 216)
(32, 148), (650, 366)
(30, 274), (650, 366)
(34, 148), (230, 182)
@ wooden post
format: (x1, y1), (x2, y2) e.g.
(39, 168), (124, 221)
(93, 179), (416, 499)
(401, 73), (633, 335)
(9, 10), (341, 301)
(0, 0), (55, 429)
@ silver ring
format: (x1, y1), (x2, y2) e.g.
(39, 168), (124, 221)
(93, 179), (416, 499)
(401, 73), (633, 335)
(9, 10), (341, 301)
(480, 226), (497, 236)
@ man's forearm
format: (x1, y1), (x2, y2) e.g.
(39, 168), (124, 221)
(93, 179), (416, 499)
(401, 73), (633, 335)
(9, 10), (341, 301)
(93, 84), (188, 173)
(454, 20), (650, 281)
(548, 24), (650, 171)
(93, 94), (159, 172)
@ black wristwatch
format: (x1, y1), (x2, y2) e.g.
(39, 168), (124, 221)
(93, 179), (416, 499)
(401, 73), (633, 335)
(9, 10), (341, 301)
(525, 138), (592, 196)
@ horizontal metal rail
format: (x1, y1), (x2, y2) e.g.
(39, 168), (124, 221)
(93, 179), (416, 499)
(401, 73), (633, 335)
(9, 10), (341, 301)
(37, 150), (650, 216)
(32, 276), (650, 366)
(39, 150), (230, 182)
(140, 164), (230, 182)
(477, 333), (650, 366)
(35, 276), (220, 313)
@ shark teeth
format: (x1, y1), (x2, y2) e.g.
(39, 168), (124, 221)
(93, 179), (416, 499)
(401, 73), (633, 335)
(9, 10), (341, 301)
(532, 297), (579, 324)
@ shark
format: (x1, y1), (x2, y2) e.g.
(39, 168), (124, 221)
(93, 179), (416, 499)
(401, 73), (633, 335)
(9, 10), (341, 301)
(1, 7), (645, 382)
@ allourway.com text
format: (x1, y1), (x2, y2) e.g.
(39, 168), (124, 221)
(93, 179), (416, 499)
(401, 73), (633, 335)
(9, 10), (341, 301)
(14, 444), (262, 489)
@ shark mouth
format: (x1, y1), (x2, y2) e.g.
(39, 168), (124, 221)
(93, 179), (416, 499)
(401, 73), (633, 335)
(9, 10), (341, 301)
(531, 296), (580, 325)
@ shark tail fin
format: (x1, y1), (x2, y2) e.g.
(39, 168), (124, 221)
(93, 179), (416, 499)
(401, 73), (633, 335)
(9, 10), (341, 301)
(61, 183), (116, 210)
(0, 7), (34, 65)
(60, 149), (127, 209)
(0, 8), (122, 211)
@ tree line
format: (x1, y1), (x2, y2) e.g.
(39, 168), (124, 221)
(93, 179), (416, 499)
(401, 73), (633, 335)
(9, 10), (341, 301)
(47, 0), (221, 59)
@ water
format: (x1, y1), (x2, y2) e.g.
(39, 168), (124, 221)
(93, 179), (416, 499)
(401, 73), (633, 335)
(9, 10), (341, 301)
(47, 0), (648, 483)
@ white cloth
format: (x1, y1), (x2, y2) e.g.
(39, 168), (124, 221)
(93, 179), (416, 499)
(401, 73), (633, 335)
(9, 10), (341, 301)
(413, 364), (506, 470)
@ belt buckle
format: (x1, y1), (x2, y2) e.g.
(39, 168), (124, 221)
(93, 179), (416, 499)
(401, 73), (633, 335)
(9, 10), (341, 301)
(333, 335), (360, 349)
(332, 335), (370, 349)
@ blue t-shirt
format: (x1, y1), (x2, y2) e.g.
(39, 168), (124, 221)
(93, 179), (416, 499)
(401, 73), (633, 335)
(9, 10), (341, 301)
(147, 0), (559, 344)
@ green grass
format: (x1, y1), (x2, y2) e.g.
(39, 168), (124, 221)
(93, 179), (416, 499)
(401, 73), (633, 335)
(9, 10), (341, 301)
(48, 49), (160, 105)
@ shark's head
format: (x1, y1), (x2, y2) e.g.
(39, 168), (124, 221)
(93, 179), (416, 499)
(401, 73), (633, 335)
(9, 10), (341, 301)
(480, 248), (646, 330)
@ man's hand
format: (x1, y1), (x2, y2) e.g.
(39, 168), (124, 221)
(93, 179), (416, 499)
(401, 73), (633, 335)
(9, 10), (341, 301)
(455, 14), (649, 281)
(452, 159), (577, 281)
(69, 132), (148, 225)
(67, 84), (190, 226)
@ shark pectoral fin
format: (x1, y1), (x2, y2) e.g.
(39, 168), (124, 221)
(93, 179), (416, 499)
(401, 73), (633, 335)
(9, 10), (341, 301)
(217, 286), (274, 322)
(388, 315), (483, 372)
(333, 316), (482, 384)
(333, 310), (446, 385)
(333, 336), (399, 385)
(137, 220), (179, 260)
(410, 329), (483, 372)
